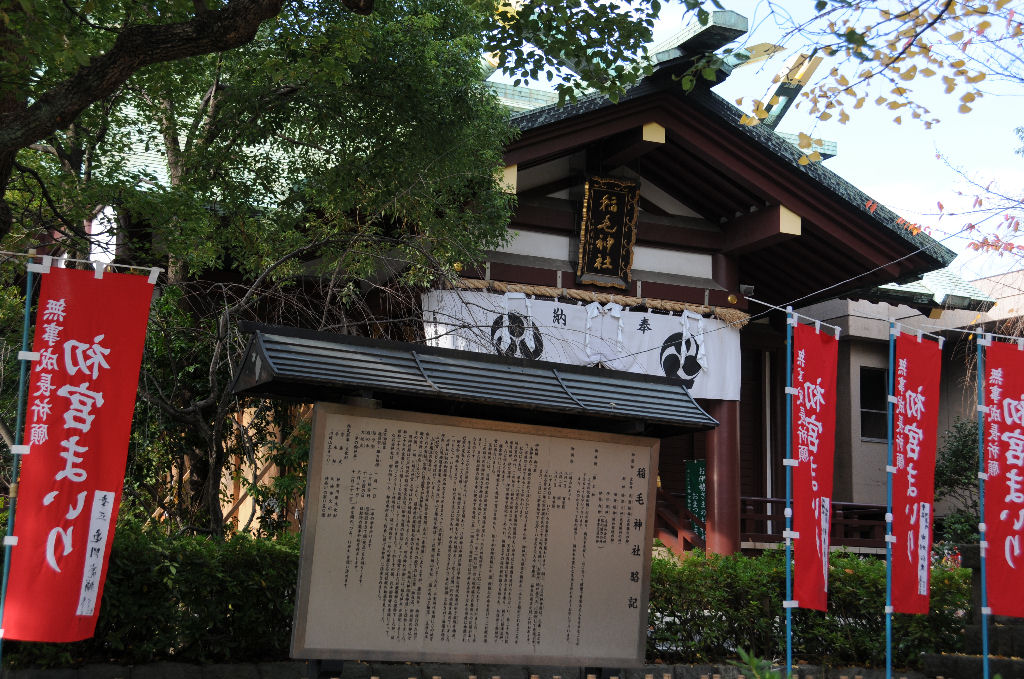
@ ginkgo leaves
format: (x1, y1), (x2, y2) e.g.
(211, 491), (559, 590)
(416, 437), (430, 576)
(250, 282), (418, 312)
(794, 132), (824, 165)
(737, 95), (779, 126)
(731, 0), (1016, 142)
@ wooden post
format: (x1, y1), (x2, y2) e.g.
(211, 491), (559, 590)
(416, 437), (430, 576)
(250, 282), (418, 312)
(705, 399), (741, 554)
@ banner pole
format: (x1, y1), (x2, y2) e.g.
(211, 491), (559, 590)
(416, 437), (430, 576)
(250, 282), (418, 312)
(884, 322), (896, 679)
(0, 262), (37, 663)
(976, 332), (989, 679)
(784, 307), (794, 679)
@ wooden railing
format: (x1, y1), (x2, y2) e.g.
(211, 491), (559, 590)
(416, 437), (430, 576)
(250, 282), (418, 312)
(741, 496), (887, 548)
(654, 488), (706, 554)
(655, 493), (887, 558)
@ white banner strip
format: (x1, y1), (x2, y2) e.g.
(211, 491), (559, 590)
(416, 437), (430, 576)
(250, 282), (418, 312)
(76, 491), (115, 616)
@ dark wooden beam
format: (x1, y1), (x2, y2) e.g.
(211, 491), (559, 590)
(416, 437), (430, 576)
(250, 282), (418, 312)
(474, 261), (748, 310)
(712, 253), (738, 292)
(653, 143), (764, 215)
(637, 217), (721, 250)
(722, 204), (801, 255)
(638, 197), (671, 217)
(516, 175), (581, 202)
(512, 198), (724, 253)
(704, 399), (741, 555)
(599, 122), (667, 170)
(511, 199), (576, 233)
(505, 101), (665, 167)
(658, 99), (913, 275)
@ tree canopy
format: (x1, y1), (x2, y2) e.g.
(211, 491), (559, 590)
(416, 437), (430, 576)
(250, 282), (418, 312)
(0, 0), (665, 246)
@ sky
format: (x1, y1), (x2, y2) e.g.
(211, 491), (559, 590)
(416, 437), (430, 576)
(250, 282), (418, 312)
(646, 0), (1024, 282)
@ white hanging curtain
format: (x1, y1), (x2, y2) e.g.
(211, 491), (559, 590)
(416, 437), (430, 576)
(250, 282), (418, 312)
(422, 289), (741, 400)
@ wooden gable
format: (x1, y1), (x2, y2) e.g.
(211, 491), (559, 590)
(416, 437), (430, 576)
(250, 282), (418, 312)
(494, 76), (954, 311)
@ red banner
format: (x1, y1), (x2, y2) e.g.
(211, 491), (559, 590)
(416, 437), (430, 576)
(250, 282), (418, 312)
(983, 340), (1024, 618)
(791, 322), (838, 611)
(891, 333), (942, 614)
(3, 267), (153, 641)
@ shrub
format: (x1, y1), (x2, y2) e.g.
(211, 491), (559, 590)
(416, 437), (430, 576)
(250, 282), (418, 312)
(4, 524), (969, 671)
(647, 548), (970, 669)
(3, 517), (300, 668)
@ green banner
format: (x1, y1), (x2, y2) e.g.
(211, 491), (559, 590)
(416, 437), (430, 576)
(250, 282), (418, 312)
(684, 459), (706, 540)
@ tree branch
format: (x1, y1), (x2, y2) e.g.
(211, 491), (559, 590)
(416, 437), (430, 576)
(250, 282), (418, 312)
(0, 0), (286, 241)
(0, 417), (13, 448)
(13, 161), (92, 239)
(0, 0), (284, 155)
(27, 143), (59, 157)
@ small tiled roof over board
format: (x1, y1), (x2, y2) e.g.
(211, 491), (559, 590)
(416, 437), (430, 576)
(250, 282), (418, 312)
(231, 323), (719, 437)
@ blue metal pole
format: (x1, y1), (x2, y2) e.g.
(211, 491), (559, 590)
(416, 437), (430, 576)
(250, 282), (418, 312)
(885, 323), (896, 679)
(784, 307), (795, 679)
(0, 263), (37, 664)
(977, 332), (989, 679)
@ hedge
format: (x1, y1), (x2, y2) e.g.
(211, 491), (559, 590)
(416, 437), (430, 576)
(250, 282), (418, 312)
(3, 521), (970, 670)
(4, 519), (300, 668)
(647, 548), (970, 668)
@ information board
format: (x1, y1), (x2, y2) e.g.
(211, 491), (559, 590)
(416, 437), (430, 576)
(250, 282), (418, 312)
(292, 404), (660, 665)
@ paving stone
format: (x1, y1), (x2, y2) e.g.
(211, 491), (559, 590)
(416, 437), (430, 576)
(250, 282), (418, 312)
(256, 662), (307, 679)
(78, 665), (129, 679)
(921, 652), (959, 678)
(961, 626), (982, 655)
(672, 664), (714, 679)
(990, 655), (1024, 679)
(5, 669), (78, 679)
(332, 660), (370, 679)
(202, 664), (259, 679)
(470, 665), (526, 679)
(131, 663), (202, 679)
(624, 665), (675, 679)
(524, 666), (579, 679)
(671, 665), (737, 679)
(419, 664), (469, 679)
(368, 663), (420, 679)
(921, 652), (1024, 679)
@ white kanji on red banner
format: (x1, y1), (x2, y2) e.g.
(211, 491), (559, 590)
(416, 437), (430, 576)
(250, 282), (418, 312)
(791, 322), (838, 612)
(2, 267), (153, 642)
(984, 340), (1024, 618)
(891, 333), (941, 614)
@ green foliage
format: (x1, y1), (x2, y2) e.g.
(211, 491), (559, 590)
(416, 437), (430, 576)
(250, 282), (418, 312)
(730, 647), (783, 679)
(648, 549), (784, 662)
(939, 510), (979, 544)
(231, 403), (312, 536)
(3, 515), (300, 668)
(2, 529), (972, 670)
(935, 418), (979, 509)
(934, 418), (980, 543)
(647, 549), (970, 669)
(7, 0), (527, 533)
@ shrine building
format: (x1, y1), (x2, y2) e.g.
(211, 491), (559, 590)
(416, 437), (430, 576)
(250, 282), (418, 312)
(233, 11), (957, 557)
(432, 10), (955, 555)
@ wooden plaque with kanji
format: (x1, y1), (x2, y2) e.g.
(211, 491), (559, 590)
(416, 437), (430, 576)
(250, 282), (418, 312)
(576, 177), (640, 290)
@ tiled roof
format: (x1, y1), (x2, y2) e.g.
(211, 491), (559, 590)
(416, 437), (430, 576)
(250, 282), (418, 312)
(510, 81), (956, 268)
(232, 323), (719, 436)
(875, 268), (996, 311)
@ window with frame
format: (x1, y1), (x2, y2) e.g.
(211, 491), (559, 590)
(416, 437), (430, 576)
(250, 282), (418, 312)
(860, 366), (888, 440)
